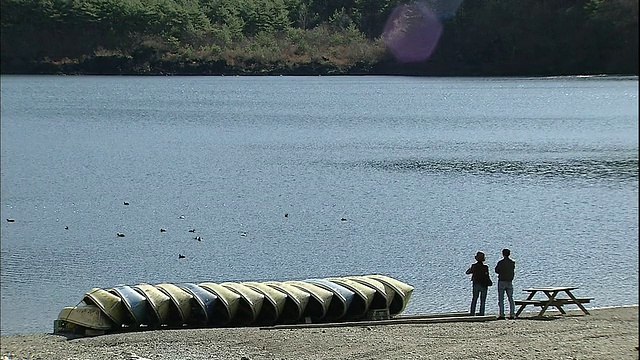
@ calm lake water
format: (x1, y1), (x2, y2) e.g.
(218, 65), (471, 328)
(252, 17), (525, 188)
(1, 75), (638, 335)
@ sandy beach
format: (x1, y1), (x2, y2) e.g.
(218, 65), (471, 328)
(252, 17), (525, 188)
(1, 306), (638, 360)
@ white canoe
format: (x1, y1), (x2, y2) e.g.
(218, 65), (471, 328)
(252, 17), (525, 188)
(263, 281), (310, 323)
(220, 282), (265, 325)
(242, 281), (288, 325)
(155, 283), (194, 325)
(305, 278), (354, 321)
(325, 277), (377, 319)
(198, 282), (241, 325)
(56, 304), (114, 331)
(284, 280), (333, 321)
(365, 274), (414, 315)
(82, 288), (129, 326)
(343, 275), (394, 310)
(133, 283), (173, 326)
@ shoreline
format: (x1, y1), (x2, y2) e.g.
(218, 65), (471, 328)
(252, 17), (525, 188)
(1, 305), (637, 359)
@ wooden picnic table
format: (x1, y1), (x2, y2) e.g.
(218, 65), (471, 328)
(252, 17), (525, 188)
(514, 286), (592, 318)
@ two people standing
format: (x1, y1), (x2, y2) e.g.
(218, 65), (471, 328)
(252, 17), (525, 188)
(466, 249), (516, 318)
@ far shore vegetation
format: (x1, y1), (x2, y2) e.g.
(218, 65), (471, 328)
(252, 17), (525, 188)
(1, 0), (637, 76)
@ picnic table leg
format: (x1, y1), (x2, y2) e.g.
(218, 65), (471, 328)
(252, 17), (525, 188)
(515, 290), (537, 318)
(564, 290), (591, 315)
(538, 290), (564, 317)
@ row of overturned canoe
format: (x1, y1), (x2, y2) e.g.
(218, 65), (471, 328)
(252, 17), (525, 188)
(55, 274), (414, 334)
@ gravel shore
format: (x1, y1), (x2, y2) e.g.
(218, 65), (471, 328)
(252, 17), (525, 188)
(1, 306), (637, 360)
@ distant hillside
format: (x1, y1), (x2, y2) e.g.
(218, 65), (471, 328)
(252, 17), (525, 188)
(1, 0), (637, 75)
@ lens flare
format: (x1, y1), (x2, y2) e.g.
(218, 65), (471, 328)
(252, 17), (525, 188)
(383, 2), (443, 63)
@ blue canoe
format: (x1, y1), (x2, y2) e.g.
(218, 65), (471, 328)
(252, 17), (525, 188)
(109, 285), (148, 326)
(305, 278), (355, 321)
(178, 283), (219, 325)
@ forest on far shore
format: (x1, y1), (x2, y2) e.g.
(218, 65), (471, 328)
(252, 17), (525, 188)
(1, 0), (638, 76)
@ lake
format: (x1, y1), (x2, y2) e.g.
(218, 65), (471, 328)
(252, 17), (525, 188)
(1, 75), (638, 335)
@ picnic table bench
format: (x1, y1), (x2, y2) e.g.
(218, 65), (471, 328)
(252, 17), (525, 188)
(515, 286), (592, 318)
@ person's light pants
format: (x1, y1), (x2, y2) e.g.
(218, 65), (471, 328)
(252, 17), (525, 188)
(498, 280), (515, 317)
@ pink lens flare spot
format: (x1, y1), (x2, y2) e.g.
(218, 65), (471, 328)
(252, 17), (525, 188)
(383, 2), (443, 63)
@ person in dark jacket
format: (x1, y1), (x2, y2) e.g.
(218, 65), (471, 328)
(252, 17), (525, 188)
(495, 248), (516, 319)
(466, 251), (490, 316)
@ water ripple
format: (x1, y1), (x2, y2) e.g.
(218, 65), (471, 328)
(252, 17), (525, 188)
(362, 158), (638, 181)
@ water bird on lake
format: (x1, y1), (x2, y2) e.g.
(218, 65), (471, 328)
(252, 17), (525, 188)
(64, 226), (69, 230)
(160, 228), (167, 232)
(194, 236), (202, 241)
(240, 231), (247, 237)
(284, 213), (289, 218)
(6, 218), (15, 222)
(341, 218), (347, 222)
(123, 202), (129, 205)
(117, 233), (125, 237)
(188, 229), (196, 233)
(179, 215), (185, 219)
(178, 254), (185, 259)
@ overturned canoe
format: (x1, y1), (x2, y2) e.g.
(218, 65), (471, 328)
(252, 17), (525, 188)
(133, 283), (172, 326)
(220, 282), (264, 326)
(55, 274), (414, 335)
(284, 281), (333, 321)
(155, 283), (193, 325)
(305, 278), (355, 321)
(365, 274), (414, 315)
(178, 283), (219, 326)
(325, 277), (377, 319)
(344, 275), (394, 310)
(198, 282), (241, 325)
(263, 281), (310, 323)
(56, 304), (114, 332)
(242, 281), (288, 325)
(82, 288), (130, 326)
(109, 285), (148, 326)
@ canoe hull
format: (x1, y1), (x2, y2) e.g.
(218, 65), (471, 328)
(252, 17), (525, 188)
(109, 285), (148, 326)
(325, 277), (377, 319)
(198, 282), (240, 325)
(55, 274), (414, 334)
(56, 305), (115, 331)
(82, 288), (129, 327)
(284, 281), (333, 321)
(242, 281), (288, 325)
(365, 274), (414, 315)
(133, 283), (172, 326)
(263, 281), (310, 323)
(178, 283), (219, 325)
(155, 283), (194, 325)
(220, 282), (265, 325)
